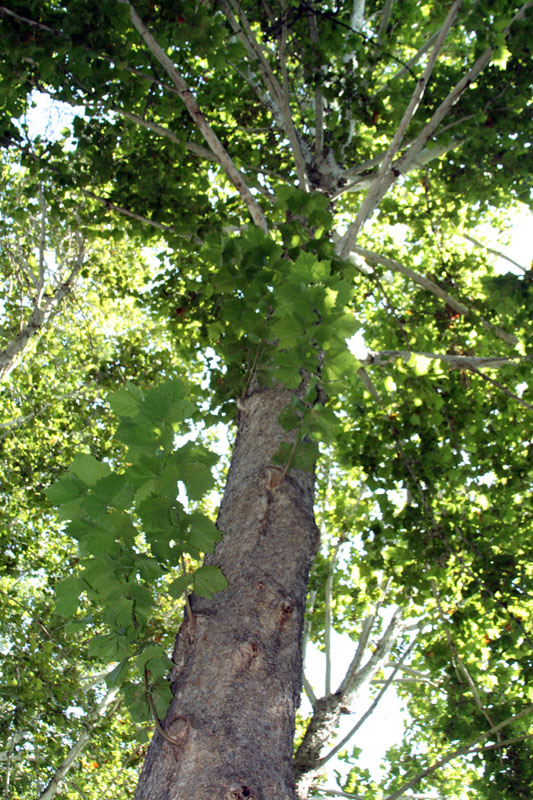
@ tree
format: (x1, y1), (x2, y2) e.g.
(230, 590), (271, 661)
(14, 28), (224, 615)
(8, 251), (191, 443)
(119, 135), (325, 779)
(0, 2), (532, 799)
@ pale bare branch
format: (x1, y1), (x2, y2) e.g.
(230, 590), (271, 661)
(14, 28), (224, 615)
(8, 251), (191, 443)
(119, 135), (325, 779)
(362, 350), (530, 370)
(279, 0), (309, 189)
(37, 688), (121, 800)
(383, 704), (533, 800)
(118, 0), (268, 232)
(313, 790), (445, 799)
(221, 0), (310, 189)
(351, 0), (366, 32)
(320, 636), (417, 769)
(460, 232), (528, 273)
(349, 244), (518, 346)
(324, 539), (344, 695)
(0, 249), (85, 381)
(395, 1), (533, 179)
(308, 10), (324, 157)
(376, 0), (395, 43)
(335, 138), (462, 199)
(338, 0), (464, 257)
(338, 608), (404, 707)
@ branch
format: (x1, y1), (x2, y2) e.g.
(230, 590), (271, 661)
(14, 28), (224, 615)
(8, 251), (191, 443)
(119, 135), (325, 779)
(308, 10), (324, 157)
(362, 350), (530, 370)
(349, 244), (518, 346)
(432, 587), (503, 758)
(395, 0), (533, 179)
(221, 0), (310, 189)
(338, 0), (464, 256)
(460, 232), (529, 274)
(468, 364), (533, 411)
(118, 1), (268, 232)
(324, 539), (344, 695)
(302, 587), (318, 707)
(0, 390), (90, 438)
(37, 688), (120, 800)
(320, 636), (417, 770)
(335, 138), (462, 198)
(376, 0), (395, 43)
(338, 608), (404, 707)
(312, 791), (445, 800)
(383, 704), (533, 800)
(377, 29), (440, 93)
(278, 0), (310, 189)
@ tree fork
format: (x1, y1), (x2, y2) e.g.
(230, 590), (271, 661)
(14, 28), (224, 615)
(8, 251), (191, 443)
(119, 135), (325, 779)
(134, 386), (320, 800)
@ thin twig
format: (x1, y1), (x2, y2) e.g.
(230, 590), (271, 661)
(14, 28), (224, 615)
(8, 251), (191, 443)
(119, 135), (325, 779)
(460, 232), (528, 273)
(468, 364), (533, 411)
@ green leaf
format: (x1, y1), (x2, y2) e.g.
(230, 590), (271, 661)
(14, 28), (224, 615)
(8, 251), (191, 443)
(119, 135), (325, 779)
(187, 512), (222, 554)
(168, 573), (193, 599)
(109, 383), (144, 418)
(46, 474), (85, 506)
(69, 453), (111, 486)
(193, 565), (228, 598)
(54, 575), (85, 617)
(105, 659), (129, 687)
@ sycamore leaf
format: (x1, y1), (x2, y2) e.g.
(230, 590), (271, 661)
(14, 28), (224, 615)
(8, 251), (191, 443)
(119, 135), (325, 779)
(193, 565), (228, 598)
(109, 383), (144, 418)
(105, 659), (129, 687)
(70, 453), (111, 486)
(168, 573), (193, 599)
(46, 474), (86, 506)
(54, 575), (85, 617)
(187, 512), (222, 553)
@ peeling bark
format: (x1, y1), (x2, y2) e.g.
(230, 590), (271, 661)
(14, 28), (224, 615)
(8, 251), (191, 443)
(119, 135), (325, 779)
(135, 385), (320, 800)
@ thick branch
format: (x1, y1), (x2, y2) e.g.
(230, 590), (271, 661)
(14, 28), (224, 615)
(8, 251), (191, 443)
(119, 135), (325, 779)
(118, 1), (268, 232)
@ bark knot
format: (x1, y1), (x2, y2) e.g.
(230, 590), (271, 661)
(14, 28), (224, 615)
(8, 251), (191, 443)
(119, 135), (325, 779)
(228, 786), (253, 799)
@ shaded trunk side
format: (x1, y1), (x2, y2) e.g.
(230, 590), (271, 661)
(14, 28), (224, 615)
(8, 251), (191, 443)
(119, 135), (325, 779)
(135, 386), (320, 800)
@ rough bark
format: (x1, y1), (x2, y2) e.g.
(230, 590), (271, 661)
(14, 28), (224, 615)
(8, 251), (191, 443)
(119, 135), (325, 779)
(134, 385), (320, 800)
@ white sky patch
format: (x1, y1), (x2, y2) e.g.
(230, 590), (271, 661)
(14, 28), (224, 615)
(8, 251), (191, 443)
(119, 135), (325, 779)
(302, 631), (406, 786)
(21, 90), (85, 143)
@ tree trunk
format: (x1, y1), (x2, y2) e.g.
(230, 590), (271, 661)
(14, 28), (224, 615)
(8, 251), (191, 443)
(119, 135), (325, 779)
(134, 385), (320, 800)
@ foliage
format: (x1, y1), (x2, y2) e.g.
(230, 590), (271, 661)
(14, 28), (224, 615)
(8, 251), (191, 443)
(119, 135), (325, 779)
(0, 1), (532, 798)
